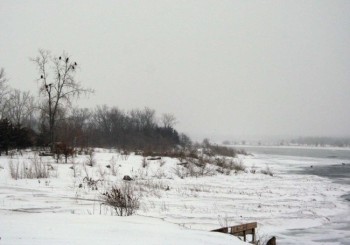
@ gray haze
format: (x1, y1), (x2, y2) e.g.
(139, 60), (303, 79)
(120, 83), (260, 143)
(1, 0), (349, 141)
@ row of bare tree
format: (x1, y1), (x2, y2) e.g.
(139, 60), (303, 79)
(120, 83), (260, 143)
(52, 106), (188, 152)
(1, 50), (191, 155)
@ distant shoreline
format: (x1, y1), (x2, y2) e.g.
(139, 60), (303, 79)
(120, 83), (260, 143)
(228, 144), (350, 151)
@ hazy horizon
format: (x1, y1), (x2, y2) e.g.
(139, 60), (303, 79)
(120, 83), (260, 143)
(1, 1), (350, 141)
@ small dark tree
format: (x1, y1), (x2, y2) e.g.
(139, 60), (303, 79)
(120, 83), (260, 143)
(0, 118), (11, 155)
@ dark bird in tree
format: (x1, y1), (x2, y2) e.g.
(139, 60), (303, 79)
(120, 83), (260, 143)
(59, 56), (61, 60)
(41, 75), (43, 79)
(74, 62), (77, 66)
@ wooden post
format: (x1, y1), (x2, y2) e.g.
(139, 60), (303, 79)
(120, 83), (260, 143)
(252, 228), (256, 243)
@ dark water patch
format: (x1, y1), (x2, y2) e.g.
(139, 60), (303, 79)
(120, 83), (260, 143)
(342, 194), (350, 202)
(326, 155), (338, 158)
(11, 206), (61, 213)
(296, 164), (350, 185)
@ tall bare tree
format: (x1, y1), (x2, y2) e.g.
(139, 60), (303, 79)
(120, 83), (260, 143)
(32, 49), (93, 150)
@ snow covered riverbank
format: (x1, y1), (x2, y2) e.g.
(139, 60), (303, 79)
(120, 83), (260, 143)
(0, 150), (349, 244)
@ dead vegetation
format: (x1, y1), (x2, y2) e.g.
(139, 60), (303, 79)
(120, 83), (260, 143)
(9, 154), (51, 179)
(101, 182), (140, 216)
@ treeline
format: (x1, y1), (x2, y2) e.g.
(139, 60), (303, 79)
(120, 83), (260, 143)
(1, 103), (191, 154)
(290, 137), (350, 147)
(0, 65), (191, 155)
(53, 106), (189, 151)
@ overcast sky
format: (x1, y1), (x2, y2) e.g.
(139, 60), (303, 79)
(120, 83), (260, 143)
(1, 0), (349, 141)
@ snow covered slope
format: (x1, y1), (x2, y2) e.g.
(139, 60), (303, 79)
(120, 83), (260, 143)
(0, 149), (349, 244)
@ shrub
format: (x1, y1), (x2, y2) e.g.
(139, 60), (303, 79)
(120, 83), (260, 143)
(102, 182), (140, 216)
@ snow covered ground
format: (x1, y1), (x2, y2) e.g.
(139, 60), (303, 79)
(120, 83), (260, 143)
(0, 149), (349, 244)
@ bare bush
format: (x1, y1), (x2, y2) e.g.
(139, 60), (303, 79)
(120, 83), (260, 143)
(202, 140), (248, 157)
(213, 157), (246, 173)
(9, 155), (49, 179)
(143, 149), (198, 160)
(198, 162), (216, 176)
(9, 160), (20, 179)
(102, 182), (140, 216)
(214, 157), (226, 168)
(229, 159), (246, 172)
(173, 157), (216, 178)
(83, 177), (101, 190)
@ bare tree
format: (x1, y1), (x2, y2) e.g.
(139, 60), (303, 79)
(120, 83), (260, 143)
(161, 113), (177, 128)
(5, 89), (35, 126)
(31, 49), (93, 151)
(130, 107), (156, 130)
(179, 133), (192, 149)
(0, 68), (10, 119)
